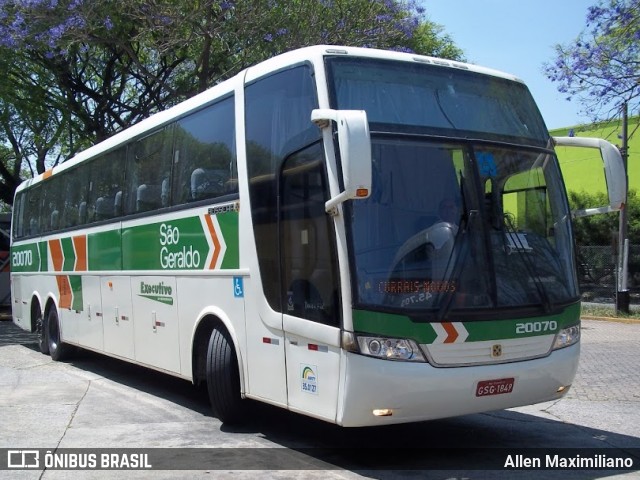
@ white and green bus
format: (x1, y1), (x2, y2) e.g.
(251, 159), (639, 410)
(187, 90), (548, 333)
(1, 212), (10, 307)
(10, 46), (625, 427)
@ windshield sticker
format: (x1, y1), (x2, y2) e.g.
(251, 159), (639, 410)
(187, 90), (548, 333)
(505, 232), (533, 254)
(477, 152), (497, 177)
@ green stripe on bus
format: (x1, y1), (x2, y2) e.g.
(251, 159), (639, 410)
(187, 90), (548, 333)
(13, 211), (239, 273)
(352, 310), (438, 344)
(464, 303), (580, 341)
(69, 275), (83, 311)
(88, 230), (122, 271)
(38, 241), (48, 271)
(122, 216), (210, 270)
(61, 237), (75, 271)
(10, 243), (40, 272)
(219, 212), (239, 269)
(352, 302), (580, 344)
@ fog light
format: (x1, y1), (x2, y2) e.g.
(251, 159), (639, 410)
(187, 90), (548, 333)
(557, 385), (570, 394)
(373, 409), (393, 417)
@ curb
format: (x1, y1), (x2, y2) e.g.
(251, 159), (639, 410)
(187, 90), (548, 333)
(581, 315), (640, 324)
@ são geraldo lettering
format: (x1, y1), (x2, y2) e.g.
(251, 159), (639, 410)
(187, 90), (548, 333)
(159, 222), (201, 269)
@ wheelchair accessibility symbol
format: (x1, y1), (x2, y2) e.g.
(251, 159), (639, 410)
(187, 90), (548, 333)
(233, 277), (244, 298)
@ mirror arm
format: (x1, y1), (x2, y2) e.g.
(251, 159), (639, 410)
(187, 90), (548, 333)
(325, 191), (349, 216)
(311, 109), (344, 214)
(312, 108), (372, 214)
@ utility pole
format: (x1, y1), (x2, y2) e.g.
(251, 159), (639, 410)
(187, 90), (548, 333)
(616, 102), (630, 315)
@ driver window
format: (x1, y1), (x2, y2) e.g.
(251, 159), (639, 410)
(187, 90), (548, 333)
(280, 143), (340, 326)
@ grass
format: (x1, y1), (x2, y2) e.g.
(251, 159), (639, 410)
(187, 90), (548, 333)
(581, 302), (640, 321)
(550, 116), (640, 195)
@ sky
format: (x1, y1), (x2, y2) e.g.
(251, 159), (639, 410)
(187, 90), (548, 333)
(423, 0), (596, 130)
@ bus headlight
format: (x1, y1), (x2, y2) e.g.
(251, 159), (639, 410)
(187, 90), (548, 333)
(553, 324), (580, 350)
(342, 332), (426, 362)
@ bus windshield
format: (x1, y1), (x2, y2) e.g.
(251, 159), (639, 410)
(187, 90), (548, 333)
(327, 58), (578, 316)
(326, 56), (549, 147)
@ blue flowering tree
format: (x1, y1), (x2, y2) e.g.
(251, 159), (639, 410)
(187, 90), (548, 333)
(545, 0), (640, 121)
(0, 0), (463, 205)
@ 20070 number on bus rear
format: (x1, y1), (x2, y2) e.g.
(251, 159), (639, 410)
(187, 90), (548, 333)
(476, 378), (515, 397)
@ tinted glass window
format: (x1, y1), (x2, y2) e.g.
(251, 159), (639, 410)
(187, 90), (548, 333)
(61, 167), (90, 228)
(125, 129), (173, 214)
(11, 193), (25, 239)
(88, 149), (126, 221)
(327, 57), (549, 147)
(41, 175), (64, 232)
(245, 65), (321, 312)
(280, 143), (340, 325)
(173, 97), (237, 205)
(24, 186), (42, 236)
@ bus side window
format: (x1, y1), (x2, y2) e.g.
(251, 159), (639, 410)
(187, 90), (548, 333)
(125, 129), (172, 215)
(12, 193), (25, 239)
(172, 96), (236, 206)
(25, 187), (42, 236)
(41, 174), (63, 233)
(87, 149), (125, 222)
(59, 167), (89, 228)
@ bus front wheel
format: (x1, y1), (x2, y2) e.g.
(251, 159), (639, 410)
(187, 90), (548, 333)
(206, 327), (244, 424)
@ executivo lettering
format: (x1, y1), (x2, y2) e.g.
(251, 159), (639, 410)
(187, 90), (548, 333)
(138, 281), (174, 305)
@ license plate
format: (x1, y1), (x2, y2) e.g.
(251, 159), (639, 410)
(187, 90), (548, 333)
(476, 377), (515, 397)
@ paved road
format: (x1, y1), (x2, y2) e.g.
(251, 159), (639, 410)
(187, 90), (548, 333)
(1, 317), (639, 479)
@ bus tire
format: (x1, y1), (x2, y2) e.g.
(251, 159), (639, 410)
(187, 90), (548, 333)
(206, 327), (244, 424)
(36, 309), (49, 355)
(47, 308), (70, 361)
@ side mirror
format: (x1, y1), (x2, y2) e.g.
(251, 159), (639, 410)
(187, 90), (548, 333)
(553, 136), (626, 217)
(311, 109), (372, 213)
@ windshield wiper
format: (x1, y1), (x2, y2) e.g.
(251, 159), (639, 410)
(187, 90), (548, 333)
(502, 214), (552, 314)
(435, 174), (476, 321)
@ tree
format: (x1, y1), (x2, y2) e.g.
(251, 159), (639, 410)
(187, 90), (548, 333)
(0, 0), (464, 206)
(544, 0), (640, 121)
(568, 189), (640, 245)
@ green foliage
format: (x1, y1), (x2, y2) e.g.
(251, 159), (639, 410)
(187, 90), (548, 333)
(408, 22), (465, 60)
(544, 0), (640, 122)
(568, 189), (640, 246)
(0, 0), (465, 206)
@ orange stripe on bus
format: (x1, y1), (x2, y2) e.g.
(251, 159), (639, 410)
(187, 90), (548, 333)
(204, 214), (221, 269)
(56, 275), (72, 309)
(73, 235), (87, 271)
(442, 322), (459, 344)
(49, 239), (64, 271)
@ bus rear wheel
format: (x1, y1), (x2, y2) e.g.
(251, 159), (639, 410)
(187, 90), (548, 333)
(36, 310), (49, 355)
(47, 308), (70, 361)
(206, 327), (244, 424)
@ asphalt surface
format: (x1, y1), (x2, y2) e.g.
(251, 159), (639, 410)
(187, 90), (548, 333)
(0, 315), (639, 479)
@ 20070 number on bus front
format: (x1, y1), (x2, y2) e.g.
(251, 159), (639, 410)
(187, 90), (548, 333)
(476, 378), (515, 397)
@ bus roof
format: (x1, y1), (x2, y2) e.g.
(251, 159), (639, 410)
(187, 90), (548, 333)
(16, 45), (524, 195)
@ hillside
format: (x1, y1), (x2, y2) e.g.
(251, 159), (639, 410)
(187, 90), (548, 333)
(550, 117), (639, 195)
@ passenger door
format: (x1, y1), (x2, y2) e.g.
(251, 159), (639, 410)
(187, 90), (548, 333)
(279, 145), (342, 422)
